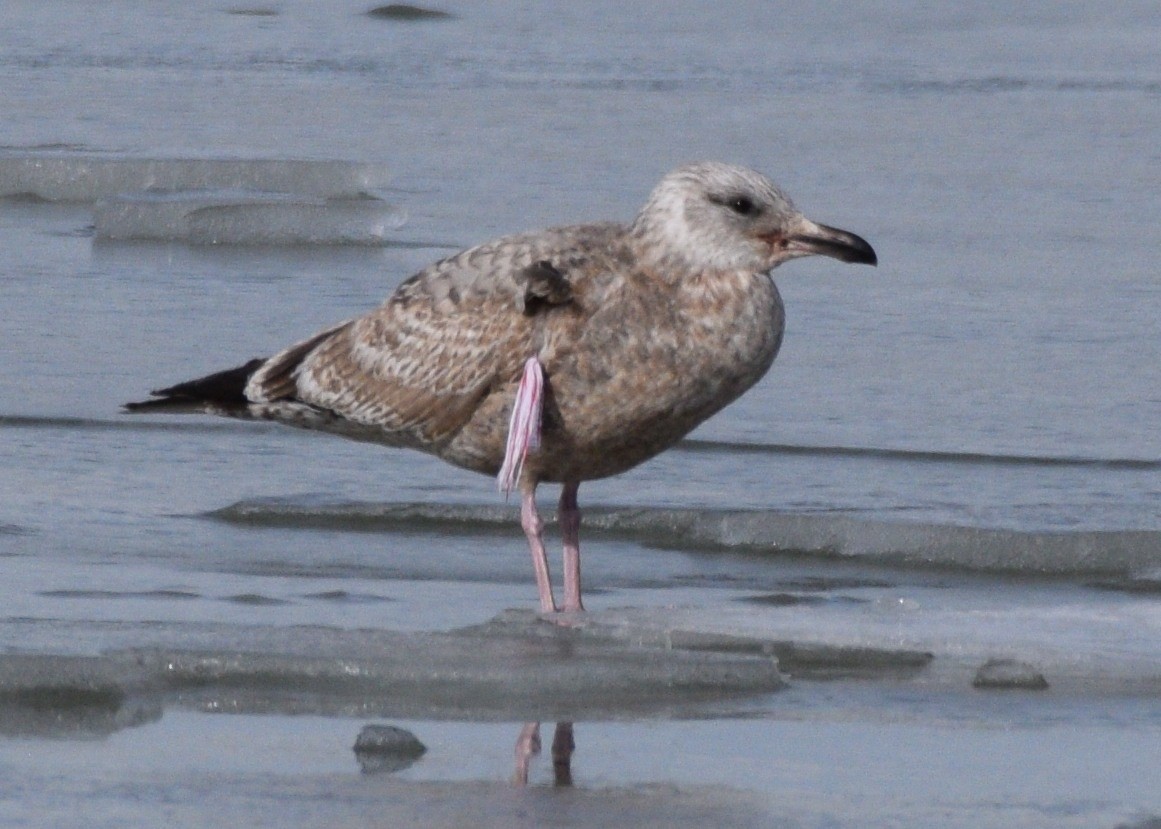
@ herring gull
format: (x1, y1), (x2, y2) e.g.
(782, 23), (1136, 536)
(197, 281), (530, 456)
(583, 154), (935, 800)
(126, 162), (877, 614)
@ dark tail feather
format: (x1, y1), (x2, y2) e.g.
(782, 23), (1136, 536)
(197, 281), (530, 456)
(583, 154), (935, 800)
(124, 358), (267, 413)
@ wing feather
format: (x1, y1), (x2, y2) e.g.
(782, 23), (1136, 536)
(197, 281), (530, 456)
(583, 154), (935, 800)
(258, 222), (624, 448)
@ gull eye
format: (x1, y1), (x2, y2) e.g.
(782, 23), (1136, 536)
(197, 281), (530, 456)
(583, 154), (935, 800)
(729, 196), (757, 216)
(711, 193), (761, 217)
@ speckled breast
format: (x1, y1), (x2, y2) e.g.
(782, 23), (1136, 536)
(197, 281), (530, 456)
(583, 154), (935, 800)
(528, 269), (785, 483)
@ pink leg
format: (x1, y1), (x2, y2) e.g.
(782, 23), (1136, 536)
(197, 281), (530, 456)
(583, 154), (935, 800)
(559, 482), (584, 612)
(513, 721), (541, 785)
(501, 358), (558, 612)
(522, 488), (557, 613)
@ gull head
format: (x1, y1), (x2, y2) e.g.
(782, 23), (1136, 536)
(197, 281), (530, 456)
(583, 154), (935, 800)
(630, 161), (877, 276)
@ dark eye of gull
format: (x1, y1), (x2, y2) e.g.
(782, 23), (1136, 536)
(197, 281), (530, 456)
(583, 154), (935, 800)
(711, 193), (761, 217)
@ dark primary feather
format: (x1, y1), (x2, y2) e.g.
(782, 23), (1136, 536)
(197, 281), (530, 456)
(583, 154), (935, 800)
(124, 358), (265, 413)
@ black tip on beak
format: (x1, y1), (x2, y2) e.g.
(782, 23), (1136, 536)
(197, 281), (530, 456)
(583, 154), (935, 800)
(788, 222), (878, 266)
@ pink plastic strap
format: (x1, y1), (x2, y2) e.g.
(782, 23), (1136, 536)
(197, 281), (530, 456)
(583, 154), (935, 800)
(498, 357), (543, 496)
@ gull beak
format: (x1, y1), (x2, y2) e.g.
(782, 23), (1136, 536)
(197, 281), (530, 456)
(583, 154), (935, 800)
(784, 217), (878, 266)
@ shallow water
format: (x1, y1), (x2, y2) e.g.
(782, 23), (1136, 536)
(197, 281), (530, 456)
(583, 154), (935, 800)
(1, 1), (1160, 826)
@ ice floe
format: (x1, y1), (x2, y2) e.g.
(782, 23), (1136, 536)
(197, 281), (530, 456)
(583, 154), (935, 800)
(0, 154), (390, 202)
(1, 153), (406, 246)
(94, 189), (405, 245)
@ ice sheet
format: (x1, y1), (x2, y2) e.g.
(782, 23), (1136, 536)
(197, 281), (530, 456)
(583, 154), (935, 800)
(5, 594), (1157, 736)
(210, 497), (1161, 577)
(0, 612), (787, 729)
(94, 188), (406, 245)
(0, 154), (391, 202)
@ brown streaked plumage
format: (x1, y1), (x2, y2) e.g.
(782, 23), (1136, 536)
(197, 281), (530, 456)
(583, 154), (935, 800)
(127, 162), (877, 614)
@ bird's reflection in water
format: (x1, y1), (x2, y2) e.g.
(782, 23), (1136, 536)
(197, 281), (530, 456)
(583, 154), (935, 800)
(513, 722), (575, 786)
